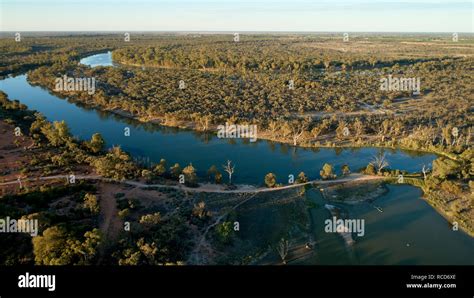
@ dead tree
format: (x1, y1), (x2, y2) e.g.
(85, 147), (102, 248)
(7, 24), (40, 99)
(422, 165), (430, 180)
(222, 160), (235, 184)
(276, 238), (289, 264)
(290, 118), (310, 146)
(370, 152), (389, 174)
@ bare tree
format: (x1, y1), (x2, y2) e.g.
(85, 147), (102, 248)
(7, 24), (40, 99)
(222, 160), (235, 184)
(191, 113), (211, 131)
(267, 120), (279, 135)
(289, 118), (310, 146)
(311, 125), (323, 140)
(466, 127), (472, 146)
(427, 125), (438, 145)
(17, 175), (22, 188)
(370, 152), (389, 174)
(441, 126), (452, 146)
(422, 164), (430, 180)
(377, 128), (384, 142)
(276, 238), (289, 264)
(353, 118), (365, 138)
(452, 128), (459, 146)
(199, 115), (211, 131)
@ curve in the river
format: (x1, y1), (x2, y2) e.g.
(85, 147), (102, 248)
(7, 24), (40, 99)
(0, 73), (436, 185)
(0, 52), (472, 265)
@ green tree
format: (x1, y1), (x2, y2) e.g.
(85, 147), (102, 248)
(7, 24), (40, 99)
(93, 146), (137, 180)
(182, 163), (197, 186)
(364, 163), (376, 175)
(216, 221), (234, 244)
(32, 226), (70, 265)
(207, 165), (217, 177)
(296, 172), (308, 183)
(169, 163), (182, 178)
(154, 159), (167, 176)
(336, 120), (348, 140)
(341, 164), (351, 176)
(320, 163), (336, 180)
(141, 169), (154, 181)
(353, 118), (365, 138)
(207, 165), (222, 184)
(264, 173), (277, 188)
(53, 120), (71, 144)
(87, 133), (105, 153)
(32, 226), (101, 265)
(432, 157), (461, 179)
(83, 193), (99, 214)
(118, 208), (130, 219)
(78, 229), (101, 265)
(40, 120), (71, 147)
(214, 171), (222, 184)
(139, 212), (161, 226)
(192, 202), (209, 219)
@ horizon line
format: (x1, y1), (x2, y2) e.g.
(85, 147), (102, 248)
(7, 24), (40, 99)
(1, 30), (473, 34)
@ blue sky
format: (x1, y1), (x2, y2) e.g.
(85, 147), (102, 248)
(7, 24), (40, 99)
(0, 0), (472, 32)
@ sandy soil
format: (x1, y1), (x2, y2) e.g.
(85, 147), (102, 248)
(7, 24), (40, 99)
(0, 122), (33, 179)
(97, 183), (124, 243)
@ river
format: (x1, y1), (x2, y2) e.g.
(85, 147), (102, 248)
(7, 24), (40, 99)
(0, 52), (472, 265)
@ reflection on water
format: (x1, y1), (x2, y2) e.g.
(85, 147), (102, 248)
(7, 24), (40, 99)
(303, 186), (474, 265)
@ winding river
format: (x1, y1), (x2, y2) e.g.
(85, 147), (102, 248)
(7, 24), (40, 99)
(0, 52), (472, 264)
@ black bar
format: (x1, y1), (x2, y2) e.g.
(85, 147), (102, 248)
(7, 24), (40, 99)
(0, 266), (472, 297)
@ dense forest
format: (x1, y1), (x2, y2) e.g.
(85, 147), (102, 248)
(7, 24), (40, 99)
(17, 34), (472, 156)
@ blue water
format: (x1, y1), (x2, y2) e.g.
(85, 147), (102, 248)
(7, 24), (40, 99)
(80, 51), (115, 67)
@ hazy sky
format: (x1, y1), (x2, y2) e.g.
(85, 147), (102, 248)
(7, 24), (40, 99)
(0, 0), (472, 32)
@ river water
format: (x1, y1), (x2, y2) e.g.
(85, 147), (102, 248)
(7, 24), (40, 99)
(0, 52), (471, 264)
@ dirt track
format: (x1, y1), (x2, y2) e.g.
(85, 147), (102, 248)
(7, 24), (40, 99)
(0, 173), (386, 194)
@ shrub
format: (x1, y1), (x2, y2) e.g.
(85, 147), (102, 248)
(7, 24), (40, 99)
(264, 173), (277, 187)
(296, 172), (308, 183)
(320, 163), (336, 180)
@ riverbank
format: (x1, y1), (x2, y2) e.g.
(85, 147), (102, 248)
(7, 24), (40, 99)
(88, 103), (453, 160)
(385, 176), (474, 238)
(0, 172), (386, 194)
(21, 75), (448, 163)
(24, 51), (459, 161)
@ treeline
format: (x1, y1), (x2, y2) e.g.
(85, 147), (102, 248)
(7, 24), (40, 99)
(112, 40), (445, 73)
(0, 36), (118, 77)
